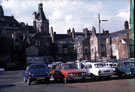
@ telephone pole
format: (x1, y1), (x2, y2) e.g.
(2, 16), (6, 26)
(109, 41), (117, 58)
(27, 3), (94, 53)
(98, 14), (108, 61)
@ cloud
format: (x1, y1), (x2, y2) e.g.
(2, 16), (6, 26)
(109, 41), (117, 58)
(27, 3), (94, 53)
(117, 7), (130, 20)
(1, 0), (130, 34)
(101, 6), (130, 33)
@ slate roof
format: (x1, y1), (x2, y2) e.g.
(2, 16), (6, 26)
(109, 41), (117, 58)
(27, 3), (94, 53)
(0, 16), (20, 27)
(74, 32), (85, 37)
(54, 34), (74, 44)
(37, 3), (47, 21)
(74, 37), (86, 43)
(123, 38), (134, 45)
(110, 29), (131, 38)
(25, 26), (36, 34)
(96, 33), (111, 39)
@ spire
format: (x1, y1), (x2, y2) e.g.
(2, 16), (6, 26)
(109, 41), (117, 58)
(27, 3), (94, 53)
(38, 3), (46, 20)
(0, 5), (4, 17)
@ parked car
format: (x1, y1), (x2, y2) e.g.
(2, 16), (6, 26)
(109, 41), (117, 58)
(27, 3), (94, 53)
(105, 62), (118, 74)
(51, 62), (87, 83)
(24, 64), (51, 85)
(123, 59), (135, 77)
(117, 61), (132, 77)
(0, 68), (4, 72)
(108, 61), (131, 78)
(82, 62), (114, 78)
(50, 61), (63, 75)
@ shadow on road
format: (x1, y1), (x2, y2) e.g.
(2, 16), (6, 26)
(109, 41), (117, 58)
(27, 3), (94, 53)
(0, 84), (16, 89)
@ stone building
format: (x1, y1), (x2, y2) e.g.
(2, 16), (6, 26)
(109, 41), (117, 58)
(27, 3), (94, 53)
(26, 3), (53, 63)
(0, 5), (29, 69)
(106, 21), (134, 59)
(74, 28), (91, 60)
(90, 26), (109, 61)
(50, 27), (76, 62)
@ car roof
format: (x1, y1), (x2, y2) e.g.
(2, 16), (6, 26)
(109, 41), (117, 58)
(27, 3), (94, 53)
(84, 62), (104, 65)
(28, 63), (47, 67)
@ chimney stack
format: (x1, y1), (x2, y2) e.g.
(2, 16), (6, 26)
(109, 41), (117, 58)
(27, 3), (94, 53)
(92, 26), (96, 35)
(50, 27), (54, 42)
(67, 28), (72, 36)
(83, 28), (89, 38)
(72, 28), (75, 39)
(124, 20), (129, 29)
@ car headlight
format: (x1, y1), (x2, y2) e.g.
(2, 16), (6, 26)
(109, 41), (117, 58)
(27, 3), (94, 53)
(68, 73), (73, 76)
(29, 72), (33, 77)
(81, 73), (86, 76)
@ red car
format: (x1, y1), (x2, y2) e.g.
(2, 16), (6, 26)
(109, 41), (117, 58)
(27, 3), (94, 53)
(51, 62), (87, 83)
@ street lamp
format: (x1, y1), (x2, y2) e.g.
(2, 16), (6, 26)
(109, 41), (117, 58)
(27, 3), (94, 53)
(98, 14), (108, 61)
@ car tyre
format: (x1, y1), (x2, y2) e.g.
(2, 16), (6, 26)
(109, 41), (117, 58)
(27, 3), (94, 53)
(45, 78), (50, 84)
(63, 77), (67, 84)
(27, 78), (32, 85)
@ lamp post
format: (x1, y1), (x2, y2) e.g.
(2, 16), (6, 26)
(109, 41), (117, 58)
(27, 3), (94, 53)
(98, 14), (108, 61)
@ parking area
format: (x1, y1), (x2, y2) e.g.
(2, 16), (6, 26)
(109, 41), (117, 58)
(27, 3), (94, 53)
(0, 70), (135, 92)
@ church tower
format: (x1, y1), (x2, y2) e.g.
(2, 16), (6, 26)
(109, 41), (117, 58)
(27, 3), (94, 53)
(33, 3), (49, 34)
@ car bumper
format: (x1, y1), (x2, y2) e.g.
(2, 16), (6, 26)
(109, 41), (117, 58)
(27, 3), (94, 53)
(98, 73), (113, 77)
(29, 76), (51, 81)
(68, 75), (86, 80)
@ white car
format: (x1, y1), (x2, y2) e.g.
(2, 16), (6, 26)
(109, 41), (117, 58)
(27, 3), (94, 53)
(82, 62), (114, 78)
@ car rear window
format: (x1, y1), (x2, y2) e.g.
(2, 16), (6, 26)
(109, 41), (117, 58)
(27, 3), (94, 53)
(94, 64), (106, 68)
(62, 64), (77, 69)
(31, 64), (47, 69)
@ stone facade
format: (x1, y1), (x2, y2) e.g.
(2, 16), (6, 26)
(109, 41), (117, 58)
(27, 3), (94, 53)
(50, 27), (76, 62)
(106, 21), (133, 59)
(90, 27), (109, 61)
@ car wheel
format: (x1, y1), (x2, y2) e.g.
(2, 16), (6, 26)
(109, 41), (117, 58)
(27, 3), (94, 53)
(54, 78), (58, 82)
(81, 77), (86, 82)
(27, 78), (32, 85)
(24, 77), (27, 83)
(63, 77), (67, 84)
(45, 78), (50, 84)
(118, 72), (125, 78)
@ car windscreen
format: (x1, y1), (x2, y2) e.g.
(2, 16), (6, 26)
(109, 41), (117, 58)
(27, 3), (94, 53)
(30, 64), (47, 69)
(62, 64), (77, 69)
(124, 62), (135, 68)
(94, 64), (106, 68)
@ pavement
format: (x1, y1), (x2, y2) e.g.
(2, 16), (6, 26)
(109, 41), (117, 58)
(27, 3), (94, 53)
(0, 70), (135, 92)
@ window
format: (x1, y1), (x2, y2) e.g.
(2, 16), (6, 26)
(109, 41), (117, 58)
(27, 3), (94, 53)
(64, 48), (68, 54)
(77, 48), (81, 53)
(58, 44), (62, 47)
(46, 42), (49, 47)
(91, 48), (94, 53)
(91, 40), (93, 44)
(58, 48), (63, 54)
(35, 40), (40, 46)
(77, 43), (81, 46)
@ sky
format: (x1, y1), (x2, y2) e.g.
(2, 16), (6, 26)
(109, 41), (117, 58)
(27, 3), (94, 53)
(0, 0), (130, 34)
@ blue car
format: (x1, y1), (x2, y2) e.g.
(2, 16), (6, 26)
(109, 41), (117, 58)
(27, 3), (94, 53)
(24, 64), (51, 85)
